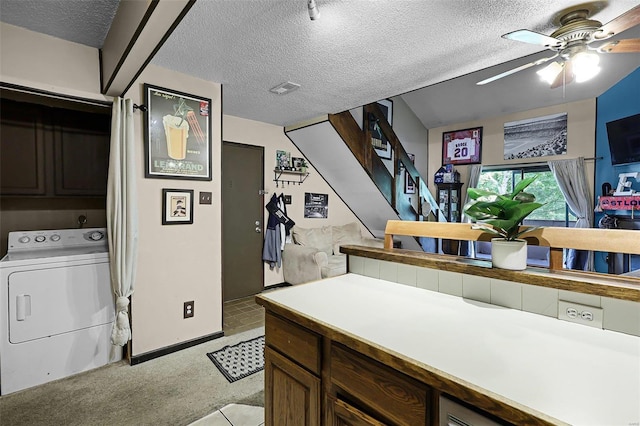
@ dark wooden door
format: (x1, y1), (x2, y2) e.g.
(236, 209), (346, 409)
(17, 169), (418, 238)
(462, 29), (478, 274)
(222, 142), (264, 301)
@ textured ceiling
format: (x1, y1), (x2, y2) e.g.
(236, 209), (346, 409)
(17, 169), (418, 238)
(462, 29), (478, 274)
(1, 0), (639, 128)
(0, 0), (119, 48)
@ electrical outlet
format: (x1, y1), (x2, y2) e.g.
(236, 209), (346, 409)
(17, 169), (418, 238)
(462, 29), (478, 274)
(184, 301), (194, 318)
(558, 300), (603, 329)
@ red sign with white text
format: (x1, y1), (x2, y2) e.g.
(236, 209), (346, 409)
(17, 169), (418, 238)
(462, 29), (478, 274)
(599, 196), (640, 211)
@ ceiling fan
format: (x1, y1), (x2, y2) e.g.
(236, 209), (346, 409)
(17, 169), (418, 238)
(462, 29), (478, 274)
(477, 3), (640, 88)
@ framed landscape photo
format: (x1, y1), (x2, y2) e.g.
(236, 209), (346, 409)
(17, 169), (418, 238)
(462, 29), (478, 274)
(162, 189), (194, 225)
(504, 113), (567, 160)
(442, 127), (482, 166)
(144, 84), (212, 180)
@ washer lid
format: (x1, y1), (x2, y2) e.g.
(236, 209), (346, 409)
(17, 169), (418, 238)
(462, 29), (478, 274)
(2, 248), (110, 262)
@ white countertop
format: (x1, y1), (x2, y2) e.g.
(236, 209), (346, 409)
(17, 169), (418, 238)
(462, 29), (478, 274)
(261, 274), (640, 426)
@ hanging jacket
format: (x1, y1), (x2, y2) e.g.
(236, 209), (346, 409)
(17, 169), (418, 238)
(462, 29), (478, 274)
(262, 194), (282, 269)
(278, 193), (289, 249)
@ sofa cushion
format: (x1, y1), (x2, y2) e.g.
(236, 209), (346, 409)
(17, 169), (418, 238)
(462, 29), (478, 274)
(332, 222), (363, 255)
(321, 255), (347, 278)
(292, 225), (333, 256)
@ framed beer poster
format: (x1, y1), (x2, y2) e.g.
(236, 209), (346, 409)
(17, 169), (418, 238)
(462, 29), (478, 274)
(144, 84), (212, 180)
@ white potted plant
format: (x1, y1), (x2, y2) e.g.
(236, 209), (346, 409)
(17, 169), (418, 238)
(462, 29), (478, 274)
(463, 175), (544, 270)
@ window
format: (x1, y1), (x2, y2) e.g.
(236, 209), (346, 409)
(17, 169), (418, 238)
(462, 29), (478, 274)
(477, 166), (576, 228)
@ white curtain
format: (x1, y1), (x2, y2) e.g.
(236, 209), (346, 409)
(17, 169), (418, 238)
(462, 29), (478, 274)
(107, 98), (138, 346)
(548, 157), (593, 271)
(461, 164), (482, 256)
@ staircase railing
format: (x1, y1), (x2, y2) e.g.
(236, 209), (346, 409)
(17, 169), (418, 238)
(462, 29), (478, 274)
(328, 104), (444, 223)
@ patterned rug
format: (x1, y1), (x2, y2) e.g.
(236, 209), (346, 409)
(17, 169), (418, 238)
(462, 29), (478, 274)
(207, 335), (265, 383)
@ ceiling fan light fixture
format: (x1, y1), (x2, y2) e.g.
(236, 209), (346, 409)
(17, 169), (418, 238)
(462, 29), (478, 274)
(572, 51), (601, 82)
(536, 61), (563, 84)
(308, 0), (320, 20)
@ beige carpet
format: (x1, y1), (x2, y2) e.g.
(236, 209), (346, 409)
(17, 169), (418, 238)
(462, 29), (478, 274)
(0, 327), (265, 426)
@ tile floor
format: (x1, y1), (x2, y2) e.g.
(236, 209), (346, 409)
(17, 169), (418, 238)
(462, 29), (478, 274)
(189, 403), (264, 426)
(223, 294), (265, 336)
(188, 294), (267, 425)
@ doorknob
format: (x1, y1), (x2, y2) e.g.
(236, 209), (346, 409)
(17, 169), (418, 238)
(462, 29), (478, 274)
(255, 221), (261, 226)
(255, 227), (262, 233)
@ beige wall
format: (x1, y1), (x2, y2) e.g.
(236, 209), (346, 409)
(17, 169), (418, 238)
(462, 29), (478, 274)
(427, 99), (597, 198)
(0, 23), (108, 102)
(223, 115), (366, 287)
(122, 65), (222, 355)
(390, 96), (429, 178)
(1, 23), (367, 355)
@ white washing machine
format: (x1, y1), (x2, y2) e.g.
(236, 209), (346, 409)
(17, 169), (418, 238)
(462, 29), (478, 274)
(0, 228), (121, 395)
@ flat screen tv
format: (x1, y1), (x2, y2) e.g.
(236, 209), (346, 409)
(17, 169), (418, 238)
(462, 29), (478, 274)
(606, 113), (640, 166)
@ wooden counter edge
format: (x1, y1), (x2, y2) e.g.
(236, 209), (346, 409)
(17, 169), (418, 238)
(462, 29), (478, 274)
(255, 293), (567, 426)
(341, 246), (640, 302)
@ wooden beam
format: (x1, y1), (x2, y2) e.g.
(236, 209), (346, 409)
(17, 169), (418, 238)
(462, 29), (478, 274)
(383, 220), (640, 255)
(100, 0), (195, 96)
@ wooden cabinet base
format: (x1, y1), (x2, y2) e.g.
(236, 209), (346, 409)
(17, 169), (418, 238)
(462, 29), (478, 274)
(265, 346), (321, 426)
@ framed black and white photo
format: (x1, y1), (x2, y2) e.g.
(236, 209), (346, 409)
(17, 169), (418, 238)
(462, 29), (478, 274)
(442, 127), (482, 165)
(304, 193), (328, 218)
(504, 113), (567, 160)
(144, 84), (212, 180)
(162, 189), (194, 225)
(373, 99), (393, 160)
(405, 153), (416, 194)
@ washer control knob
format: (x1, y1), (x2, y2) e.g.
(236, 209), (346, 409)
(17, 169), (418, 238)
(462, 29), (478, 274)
(50, 234), (61, 242)
(35, 235), (46, 243)
(89, 231), (104, 241)
(18, 236), (31, 244)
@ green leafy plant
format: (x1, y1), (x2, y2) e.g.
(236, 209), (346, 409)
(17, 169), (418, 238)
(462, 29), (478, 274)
(463, 175), (545, 241)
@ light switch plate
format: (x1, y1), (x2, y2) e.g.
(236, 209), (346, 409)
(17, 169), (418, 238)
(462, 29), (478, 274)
(199, 192), (212, 204)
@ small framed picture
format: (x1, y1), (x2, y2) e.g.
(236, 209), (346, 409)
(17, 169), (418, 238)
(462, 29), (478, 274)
(291, 157), (307, 171)
(373, 99), (393, 160)
(405, 153), (416, 194)
(276, 150), (291, 170)
(162, 189), (194, 225)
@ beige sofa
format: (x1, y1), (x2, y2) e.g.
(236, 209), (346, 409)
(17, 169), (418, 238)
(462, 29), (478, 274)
(283, 222), (383, 285)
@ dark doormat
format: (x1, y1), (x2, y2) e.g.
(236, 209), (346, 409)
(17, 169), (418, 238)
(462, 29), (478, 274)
(207, 335), (265, 383)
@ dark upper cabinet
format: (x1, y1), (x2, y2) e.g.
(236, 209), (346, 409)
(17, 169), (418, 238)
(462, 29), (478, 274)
(52, 109), (110, 195)
(0, 99), (110, 197)
(0, 100), (46, 195)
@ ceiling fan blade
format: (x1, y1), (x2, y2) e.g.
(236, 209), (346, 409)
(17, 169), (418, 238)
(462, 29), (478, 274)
(477, 54), (558, 86)
(599, 38), (640, 53)
(550, 60), (574, 89)
(502, 29), (563, 48)
(591, 5), (640, 41)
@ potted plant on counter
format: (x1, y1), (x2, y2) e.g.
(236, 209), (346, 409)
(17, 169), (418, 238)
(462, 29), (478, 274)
(463, 175), (544, 270)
